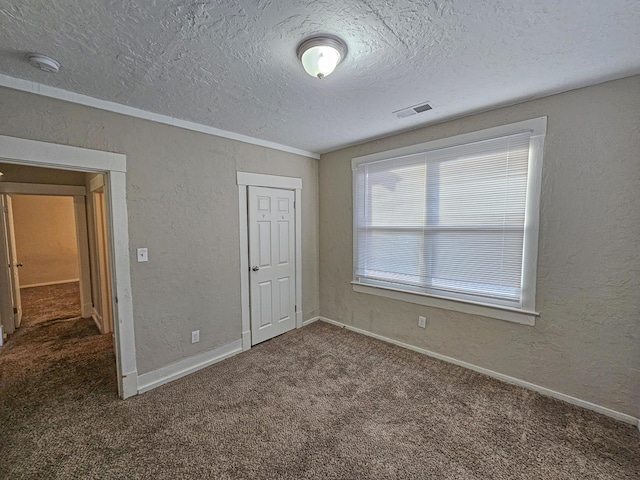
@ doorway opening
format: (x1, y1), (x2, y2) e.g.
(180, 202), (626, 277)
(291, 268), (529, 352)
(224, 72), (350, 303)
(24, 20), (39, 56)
(9, 194), (83, 329)
(0, 135), (136, 398)
(87, 175), (114, 335)
(236, 172), (303, 350)
(0, 167), (117, 396)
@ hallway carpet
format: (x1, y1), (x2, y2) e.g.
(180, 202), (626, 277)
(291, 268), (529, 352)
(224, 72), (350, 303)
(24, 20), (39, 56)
(20, 281), (82, 326)
(1, 320), (639, 479)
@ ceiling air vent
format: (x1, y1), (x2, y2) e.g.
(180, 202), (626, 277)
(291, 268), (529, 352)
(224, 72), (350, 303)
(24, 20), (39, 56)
(394, 102), (433, 119)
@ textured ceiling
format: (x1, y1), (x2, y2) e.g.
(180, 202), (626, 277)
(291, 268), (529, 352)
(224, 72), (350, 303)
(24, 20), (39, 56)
(0, 1), (639, 154)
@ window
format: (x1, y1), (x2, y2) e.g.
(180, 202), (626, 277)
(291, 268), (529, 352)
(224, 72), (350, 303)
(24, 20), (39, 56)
(352, 118), (546, 324)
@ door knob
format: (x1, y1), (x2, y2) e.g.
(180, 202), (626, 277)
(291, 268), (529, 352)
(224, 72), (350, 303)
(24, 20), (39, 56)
(251, 266), (260, 272)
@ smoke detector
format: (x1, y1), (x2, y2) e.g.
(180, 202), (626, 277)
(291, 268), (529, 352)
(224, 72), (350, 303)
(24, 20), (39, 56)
(27, 53), (61, 73)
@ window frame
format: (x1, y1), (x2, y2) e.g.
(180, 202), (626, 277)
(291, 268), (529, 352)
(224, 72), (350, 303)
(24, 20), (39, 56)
(351, 117), (547, 325)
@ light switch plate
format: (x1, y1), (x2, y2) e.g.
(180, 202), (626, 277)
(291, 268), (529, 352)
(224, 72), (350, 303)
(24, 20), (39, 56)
(137, 248), (148, 262)
(191, 330), (200, 344)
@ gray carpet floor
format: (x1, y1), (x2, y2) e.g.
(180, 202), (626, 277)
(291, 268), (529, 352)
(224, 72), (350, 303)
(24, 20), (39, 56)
(1, 307), (639, 478)
(20, 281), (82, 326)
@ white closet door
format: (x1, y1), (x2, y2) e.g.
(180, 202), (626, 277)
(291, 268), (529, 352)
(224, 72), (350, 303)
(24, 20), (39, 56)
(248, 186), (295, 345)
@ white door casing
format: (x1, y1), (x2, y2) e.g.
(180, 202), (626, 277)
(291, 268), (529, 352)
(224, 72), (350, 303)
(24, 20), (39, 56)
(0, 195), (16, 335)
(4, 196), (22, 327)
(92, 189), (114, 334)
(73, 196), (93, 319)
(237, 172), (303, 352)
(248, 186), (296, 345)
(0, 134), (136, 399)
(0, 187), (93, 323)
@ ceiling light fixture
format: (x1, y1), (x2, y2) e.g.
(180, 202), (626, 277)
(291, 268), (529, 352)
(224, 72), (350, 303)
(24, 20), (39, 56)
(27, 53), (61, 73)
(297, 35), (347, 79)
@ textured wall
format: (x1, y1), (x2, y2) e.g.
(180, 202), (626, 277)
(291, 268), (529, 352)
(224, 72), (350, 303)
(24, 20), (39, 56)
(319, 76), (640, 417)
(0, 87), (320, 375)
(11, 195), (79, 286)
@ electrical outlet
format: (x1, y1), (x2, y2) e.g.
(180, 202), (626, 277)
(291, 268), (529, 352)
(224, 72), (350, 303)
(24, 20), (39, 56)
(418, 316), (426, 328)
(191, 330), (200, 344)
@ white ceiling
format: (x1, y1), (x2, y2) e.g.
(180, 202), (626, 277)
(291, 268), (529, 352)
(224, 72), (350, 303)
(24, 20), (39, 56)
(1, 1), (639, 155)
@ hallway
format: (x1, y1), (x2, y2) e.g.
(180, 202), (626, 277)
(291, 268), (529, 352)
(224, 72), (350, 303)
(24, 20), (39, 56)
(0, 281), (117, 478)
(0, 282), (114, 392)
(20, 282), (82, 327)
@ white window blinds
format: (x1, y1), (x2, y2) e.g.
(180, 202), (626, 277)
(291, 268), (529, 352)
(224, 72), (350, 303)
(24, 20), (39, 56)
(354, 131), (535, 308)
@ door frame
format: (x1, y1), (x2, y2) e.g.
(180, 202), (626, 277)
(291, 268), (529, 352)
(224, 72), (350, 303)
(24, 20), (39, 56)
(0, 195), (15, 336)
(88, 175), (114, 335)
(236, 172), (302, 351)
(2, 195), (22, 328)
(0, 183), (94, 320)
(0, 134), (137, 399)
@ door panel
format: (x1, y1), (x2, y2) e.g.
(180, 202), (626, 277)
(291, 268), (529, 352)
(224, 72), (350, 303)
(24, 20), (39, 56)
(5, 196), (22, 327)
(278, 277), (290, 321)
(249, 186), (295, 345)
(277, 222), (289, 265)
(0, 195), (21, 331)
(91, 189), (113, 334)
(0, 196), (15, 335)
(258, 281), (272, 328)
(258, 221), (271, 267)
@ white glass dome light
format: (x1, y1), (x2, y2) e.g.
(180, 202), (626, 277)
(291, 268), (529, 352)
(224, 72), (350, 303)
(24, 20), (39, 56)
(297, 36), (347, 79)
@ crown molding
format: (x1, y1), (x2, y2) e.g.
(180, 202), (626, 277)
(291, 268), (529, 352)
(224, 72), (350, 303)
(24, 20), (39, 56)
(0, 74), (320, 160)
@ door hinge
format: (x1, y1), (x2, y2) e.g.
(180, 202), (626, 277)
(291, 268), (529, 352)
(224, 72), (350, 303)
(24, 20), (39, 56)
(115, 296), (118, 304)
(13, 307), (17, 314)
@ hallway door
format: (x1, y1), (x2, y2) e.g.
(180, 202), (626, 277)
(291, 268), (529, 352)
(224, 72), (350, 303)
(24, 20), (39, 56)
(0, 195), (22, 330)
(93, 189), (113, 333)
(248, 186), (296, 345)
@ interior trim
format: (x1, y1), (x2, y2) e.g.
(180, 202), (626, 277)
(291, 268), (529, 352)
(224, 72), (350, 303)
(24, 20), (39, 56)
(236, 172), (302, 189)
(303, 316), (320, 326)
(352, 283), (537, 326)
(351, 117), (547, 168)
(20, 278), (80, 289)
(0, 182), (86, 196)
(137, 339), (243, 394)
(237, 172), (304, 348)
(0, 134), (137, 399)
(0, 74), (320, 160)
(315, 316), (639, 426)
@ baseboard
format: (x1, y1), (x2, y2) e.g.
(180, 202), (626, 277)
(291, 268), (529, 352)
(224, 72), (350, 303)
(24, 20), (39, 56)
(121, 370), (138, 399)
(21, 278), (80, 289)
(302, 316), (320, 326)
(91, 309), (104, 334)
(137, 339), (243, 394)
(81, 302), (93, 319)
(242, 330), (251, 351)
(317, 317), (639, 426)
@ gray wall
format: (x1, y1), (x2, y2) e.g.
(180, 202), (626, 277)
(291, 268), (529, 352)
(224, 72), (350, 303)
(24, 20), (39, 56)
(319, 76), (640, 417)
(0, 87), (320, 375)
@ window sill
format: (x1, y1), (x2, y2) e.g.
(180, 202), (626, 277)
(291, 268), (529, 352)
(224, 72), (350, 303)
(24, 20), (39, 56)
(351, 282), (538, 326)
